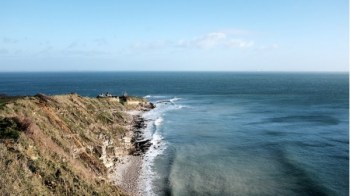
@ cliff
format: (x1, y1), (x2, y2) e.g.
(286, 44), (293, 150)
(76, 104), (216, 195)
(0, 93), (150, 195)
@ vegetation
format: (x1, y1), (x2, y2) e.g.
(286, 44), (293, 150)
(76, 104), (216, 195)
(0, 94), (132, 195)
(0, 117), (21, 140)
(0, 95), (24, 109)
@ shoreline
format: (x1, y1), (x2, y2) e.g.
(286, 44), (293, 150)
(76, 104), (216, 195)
(111, 155), (142, 196)
(110, 107), (154, 196)
(0, 93), (152, 196)
(0, 93), (151, 195)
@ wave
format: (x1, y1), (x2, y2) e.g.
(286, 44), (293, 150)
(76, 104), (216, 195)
(177, 105), (191, 109)
(155, 117), (164, 127)
(138, 97), (183, 195)
(140, 131), (166, 196)
(170, 97), (181, 103)
(144, 95), (168, 99)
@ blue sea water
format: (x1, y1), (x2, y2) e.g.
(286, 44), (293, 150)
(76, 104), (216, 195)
(0, 72), (348, 195)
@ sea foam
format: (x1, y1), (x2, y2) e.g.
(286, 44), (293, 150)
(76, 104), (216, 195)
(138, 97), (182, 196)
(154, 117), (164, 126)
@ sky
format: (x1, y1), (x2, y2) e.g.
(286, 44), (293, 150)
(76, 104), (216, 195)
(0, 0), (348, 72)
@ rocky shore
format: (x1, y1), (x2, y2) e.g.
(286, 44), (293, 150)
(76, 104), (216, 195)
(110, 103), (155, 196)
(131, 114), (152, 155)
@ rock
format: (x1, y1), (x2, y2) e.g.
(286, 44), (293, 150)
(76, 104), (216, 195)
(127, 102), (156, 155)
(93, 146), (103, 158)
(132, 139), (152, 155)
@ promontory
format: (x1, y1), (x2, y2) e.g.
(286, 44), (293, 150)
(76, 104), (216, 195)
(0, 93), (153, 195)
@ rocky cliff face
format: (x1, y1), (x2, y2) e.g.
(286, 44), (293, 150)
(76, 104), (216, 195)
(0, 93), (148, 195)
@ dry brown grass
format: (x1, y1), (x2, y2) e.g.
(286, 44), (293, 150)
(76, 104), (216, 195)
(0, 94), (130, 195)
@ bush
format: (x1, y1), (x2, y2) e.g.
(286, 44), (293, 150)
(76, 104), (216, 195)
(0, 118), (21, 140)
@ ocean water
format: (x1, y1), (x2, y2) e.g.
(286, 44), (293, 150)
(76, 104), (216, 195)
(0, 72), (348, 195)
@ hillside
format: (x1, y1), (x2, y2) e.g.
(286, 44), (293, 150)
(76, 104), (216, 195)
(0, 93), (150, 195)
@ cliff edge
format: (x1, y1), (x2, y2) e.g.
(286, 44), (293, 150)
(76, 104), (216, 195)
(0, 93), (151, 195)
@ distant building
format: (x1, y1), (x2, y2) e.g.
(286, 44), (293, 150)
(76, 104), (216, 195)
(97, 91), (145, 105)
(97, 92), (113, 98)
(97, 92), (120, 102)
(123, 91), (128, 97)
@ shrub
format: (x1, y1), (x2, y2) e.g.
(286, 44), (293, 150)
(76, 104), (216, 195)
(0, 118), (21, 141)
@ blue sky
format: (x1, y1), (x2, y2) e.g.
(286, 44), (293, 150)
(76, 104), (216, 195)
(0, 0), (348, 71)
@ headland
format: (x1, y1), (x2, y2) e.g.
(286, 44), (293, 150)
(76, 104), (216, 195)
(0, 93), (154, 195)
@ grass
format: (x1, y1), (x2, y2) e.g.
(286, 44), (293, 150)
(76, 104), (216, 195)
(97, 112), (114, 124)
(0, 95), (26, 107)
(0, 94), (131, 195)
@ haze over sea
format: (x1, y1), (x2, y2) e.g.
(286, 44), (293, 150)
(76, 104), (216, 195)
(0, 72), (348, 195)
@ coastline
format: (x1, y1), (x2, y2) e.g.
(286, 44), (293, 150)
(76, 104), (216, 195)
(0, 93), (149, 195)
(0, 93), (158, 195)
(111, 155), (142, 196)
(110, 108), (154, 196)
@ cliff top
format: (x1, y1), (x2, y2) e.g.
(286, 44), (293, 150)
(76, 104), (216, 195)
(0, 93), (147, 195)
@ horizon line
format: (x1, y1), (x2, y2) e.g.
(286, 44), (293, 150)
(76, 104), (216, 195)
(0, 70), (348, 73)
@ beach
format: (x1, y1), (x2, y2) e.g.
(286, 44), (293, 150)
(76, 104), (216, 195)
(109, 109), (153, 196)
(111, 155), (142, 196)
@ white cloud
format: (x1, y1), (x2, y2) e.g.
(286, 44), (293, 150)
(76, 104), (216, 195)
(176, 32), (254, 49)
(258, 43), (279, 50)
(227, 39), (254, 48)
(193, 32), (227, 49)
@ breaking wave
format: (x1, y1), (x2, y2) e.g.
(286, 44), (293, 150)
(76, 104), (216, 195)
(138, 96), (184, 195)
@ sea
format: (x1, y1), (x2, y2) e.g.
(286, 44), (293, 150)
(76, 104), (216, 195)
(0, 72), (348, 196)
